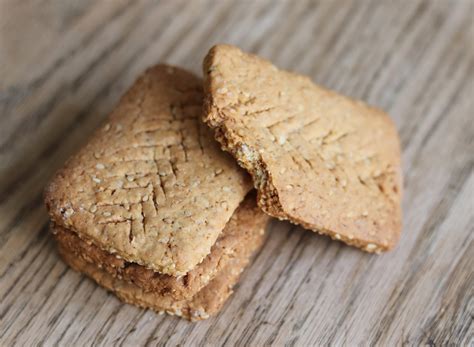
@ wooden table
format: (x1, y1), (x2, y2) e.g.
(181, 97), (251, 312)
(1, 0), (472, 345)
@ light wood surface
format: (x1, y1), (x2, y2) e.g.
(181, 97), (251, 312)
(1, 0), (473, 345)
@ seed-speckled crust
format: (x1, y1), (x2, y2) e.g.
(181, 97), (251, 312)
(57, 196), (268, 321)
(53, 194), (269, 301)
(45, 65), (252, 276)
(203, 45), (402, 253)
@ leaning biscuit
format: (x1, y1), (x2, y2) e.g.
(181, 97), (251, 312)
(53, 193), (269, 301)
(45, 64), (251, 276)
(203, 44), (402, 252)
(57, 195), (268, 321)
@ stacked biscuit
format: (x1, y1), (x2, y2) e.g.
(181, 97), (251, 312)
(45, 45), (402, 321)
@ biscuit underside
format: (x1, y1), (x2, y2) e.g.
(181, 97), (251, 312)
(55, 195), (268, 320)
(58, 244), (247, 321)
(203, 45), (403, 253)
(53, 194), (268, 302)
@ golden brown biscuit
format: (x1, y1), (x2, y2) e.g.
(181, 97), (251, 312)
(53, 194), (269, 301)
(57, 196), (268, 321)
(45, 65), (252, 276)
(203, 44), (402, 252)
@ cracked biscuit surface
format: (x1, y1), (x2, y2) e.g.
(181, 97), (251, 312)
(203, 45), (402, 252)
(53, 194), (269, 301)
(57, 195), (268, 321)
(45, 65), (252, 276)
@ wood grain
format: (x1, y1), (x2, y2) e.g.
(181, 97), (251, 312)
(0, 0), (472, 345)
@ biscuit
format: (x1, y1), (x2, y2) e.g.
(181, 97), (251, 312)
(57, 195), (268, 321)
(45, 65), (252, 276)
(53, 194), (269, 301)
(203, 45), (402, 252)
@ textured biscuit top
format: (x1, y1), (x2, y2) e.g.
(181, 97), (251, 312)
(45, 65), (251, 276)
(203, 45), (402, 252)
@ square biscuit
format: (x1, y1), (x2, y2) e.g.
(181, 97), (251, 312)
(57, 195), (268, 321)
(203, 45), (402, 252)
(53, 193), (269, 301)
(45, 65), (252, 276)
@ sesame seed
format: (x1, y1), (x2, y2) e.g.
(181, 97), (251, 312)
(115, 124), (123, 132)
(95, 163), (105, 170)
(216, 87), (228, 94)
(126, 175), (134, 182)
(64, 208), (74, 218)
(92, 176), (101, 183)
(278, 136), (286, 145)
(89, 205), (97, 213)
(365, 243), (377, 251)
(222, 186), (231, 192)
(334, 233), (341, 240)
(325, 162), (335, 170)
(158, 236), (169, 243)
(103, 211), (112, 217)
(142, 195), (149, 202)
(103, 123), (111, 132)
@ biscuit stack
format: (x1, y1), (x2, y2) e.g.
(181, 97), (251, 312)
(45, 45), (402, 321)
